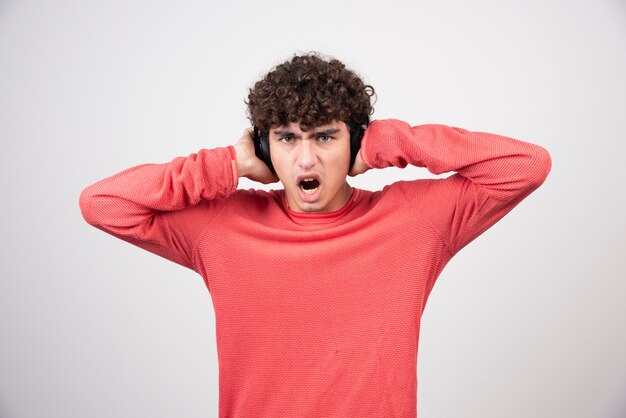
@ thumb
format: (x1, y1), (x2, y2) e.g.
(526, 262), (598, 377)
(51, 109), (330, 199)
(349, 152), (369, 177)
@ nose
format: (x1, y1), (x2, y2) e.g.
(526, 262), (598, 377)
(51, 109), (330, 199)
(296, 138), (318, 169)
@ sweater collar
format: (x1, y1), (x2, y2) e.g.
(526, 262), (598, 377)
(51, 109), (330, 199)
(280, 187), (360, 224)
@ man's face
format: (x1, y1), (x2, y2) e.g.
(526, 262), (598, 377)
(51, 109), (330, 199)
(269, 119), (352, 213)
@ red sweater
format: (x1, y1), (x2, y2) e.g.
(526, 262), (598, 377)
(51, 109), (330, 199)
(79, 118), (551, 417)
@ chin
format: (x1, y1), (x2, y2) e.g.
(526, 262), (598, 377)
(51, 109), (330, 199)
(300, 202), (325, 212)
(287, 190), (328, 213)
(293, 199), (323, 212)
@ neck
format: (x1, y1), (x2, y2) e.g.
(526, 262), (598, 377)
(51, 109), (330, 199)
(343, 182), (354, 201)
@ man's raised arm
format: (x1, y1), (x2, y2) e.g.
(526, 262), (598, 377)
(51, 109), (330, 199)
(359, 118), (552, 256)
(78, 145), (239, 270)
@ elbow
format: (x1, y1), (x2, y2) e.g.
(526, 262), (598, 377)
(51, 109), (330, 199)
(78, 186), (100, 226)
(529, 145), (552, 188)
(514, 145), (551, 196)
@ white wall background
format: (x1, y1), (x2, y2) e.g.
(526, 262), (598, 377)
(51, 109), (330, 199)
(1, 0), (625, 417)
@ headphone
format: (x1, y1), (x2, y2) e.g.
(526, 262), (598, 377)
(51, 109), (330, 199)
(252, 118), (369, 173)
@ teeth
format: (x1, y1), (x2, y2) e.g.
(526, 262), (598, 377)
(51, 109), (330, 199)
(299, 177), (319, 195)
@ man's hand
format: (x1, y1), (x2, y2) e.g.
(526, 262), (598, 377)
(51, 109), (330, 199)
(348, 151), (370, 177)
(233, 128), (279, 184)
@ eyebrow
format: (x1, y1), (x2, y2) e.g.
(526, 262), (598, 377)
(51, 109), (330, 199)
(272, 128), (341, 137)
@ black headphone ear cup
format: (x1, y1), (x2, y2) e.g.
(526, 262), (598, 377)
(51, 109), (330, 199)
(253, 126), (275, 173)
(349, 124), (366, 168)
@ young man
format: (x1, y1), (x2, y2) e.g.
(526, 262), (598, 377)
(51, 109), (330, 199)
(79, 52), (551, 417)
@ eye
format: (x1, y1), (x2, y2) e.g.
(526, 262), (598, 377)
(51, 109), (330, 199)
(318, 135), (332, 143)
(280, 136), (294, 144)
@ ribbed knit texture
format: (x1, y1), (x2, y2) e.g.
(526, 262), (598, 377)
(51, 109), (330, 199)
(79, 118), (551, 417)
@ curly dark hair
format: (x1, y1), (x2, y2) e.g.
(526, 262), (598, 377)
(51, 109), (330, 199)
(245, 51), (376, 133)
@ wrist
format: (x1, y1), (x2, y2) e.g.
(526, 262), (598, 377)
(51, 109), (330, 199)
(232, 143), (250, 178)
(362, 118), (411, 169)
(226, 146), (240, 183)
(361, 119), (391, 169)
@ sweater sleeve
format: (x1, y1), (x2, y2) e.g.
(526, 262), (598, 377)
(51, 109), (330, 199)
(78, 146), (239, 271)
(359, 118), (552, 256)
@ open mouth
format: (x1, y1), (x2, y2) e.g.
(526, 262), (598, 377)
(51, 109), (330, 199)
(299, 178), (320, 195)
